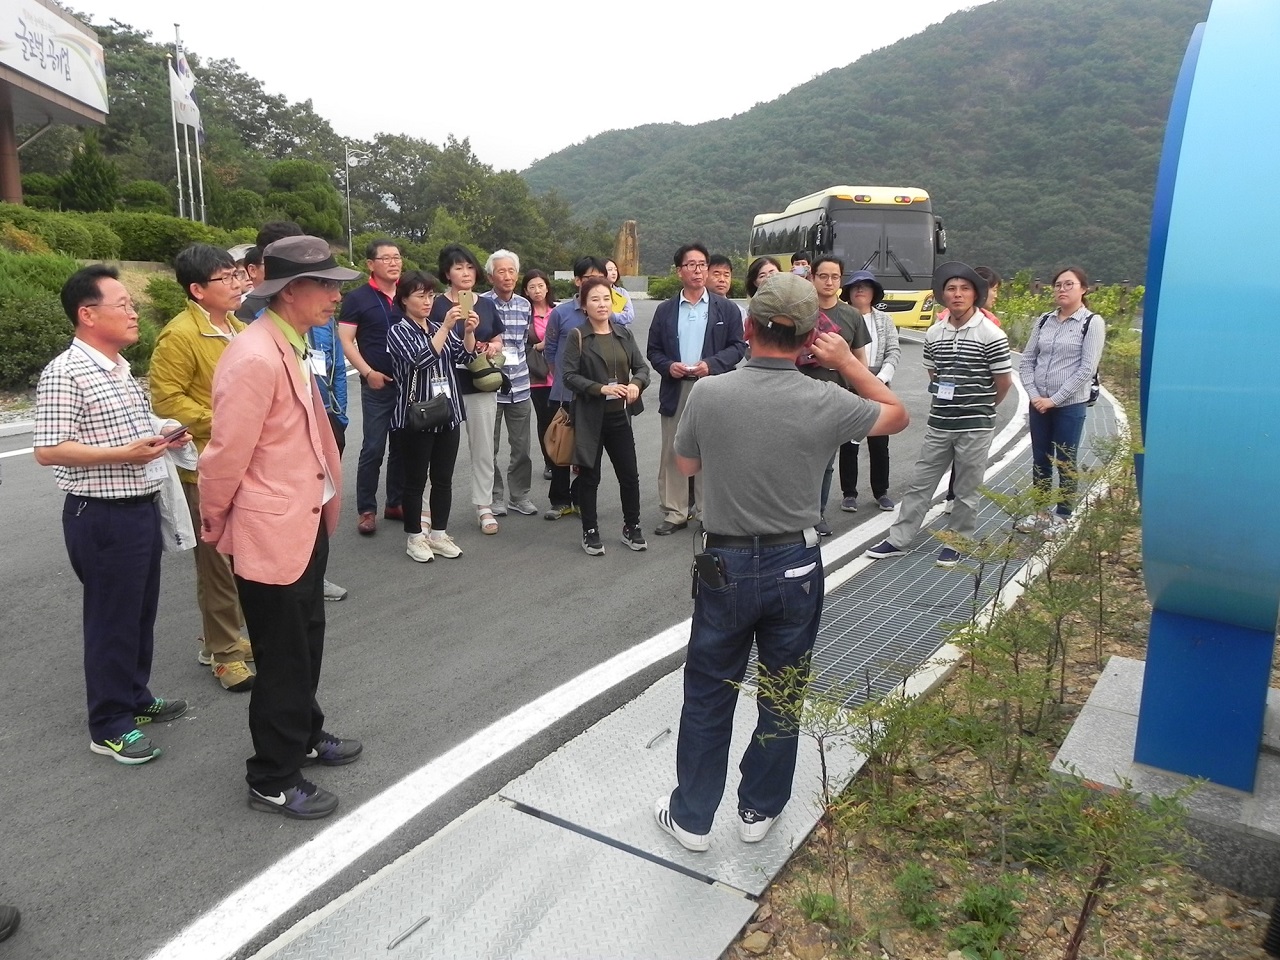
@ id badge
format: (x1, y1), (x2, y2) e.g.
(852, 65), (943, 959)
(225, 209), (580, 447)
(431, 374), (451, 398)
(307, 350), (327, 377)
(503, 348), (519, 368)
(936, 381), (956, 401)
(143, 457), (167, 482)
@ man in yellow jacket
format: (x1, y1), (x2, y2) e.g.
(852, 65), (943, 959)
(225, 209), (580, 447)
(150, 244), (254, 691)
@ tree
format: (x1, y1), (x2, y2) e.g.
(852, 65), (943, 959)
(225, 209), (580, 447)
(265, 160), (343, 239)
(120, 179), (172, 213)
(59, 135), (120, 213)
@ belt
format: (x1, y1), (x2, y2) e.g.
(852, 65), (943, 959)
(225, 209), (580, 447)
(74, 492), (160, 505)
(704, 530), (809, 548)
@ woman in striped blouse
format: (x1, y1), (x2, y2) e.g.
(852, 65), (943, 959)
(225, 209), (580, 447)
(388, 271), (479, 563)
(1016, 265), (1106, 536)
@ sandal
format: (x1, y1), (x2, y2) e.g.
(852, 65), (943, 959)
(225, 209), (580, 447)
(477, 508), (499, 535)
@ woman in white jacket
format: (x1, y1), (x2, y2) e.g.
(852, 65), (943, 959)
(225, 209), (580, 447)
(838, 270), (900, 512)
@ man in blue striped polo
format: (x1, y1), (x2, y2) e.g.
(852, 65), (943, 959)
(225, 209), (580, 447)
(865, 262), (1012, 567)
(482, 249), (538, 517)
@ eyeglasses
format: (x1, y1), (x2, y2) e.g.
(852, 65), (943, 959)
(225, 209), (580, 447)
(1053, 280), (1079, 290)
(372, 255), (403, 264)
(206, 273), (240, 286)
(813, 273), (842, 282)
(233, 269), (250, 281)
(680, 261), (708, 271)
(90, 299), (137, 313)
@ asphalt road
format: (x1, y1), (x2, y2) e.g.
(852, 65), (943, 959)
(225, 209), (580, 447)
(0, 301), (998, 959)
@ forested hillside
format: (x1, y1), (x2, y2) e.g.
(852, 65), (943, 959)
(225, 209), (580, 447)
(522, 0), (1209, 278)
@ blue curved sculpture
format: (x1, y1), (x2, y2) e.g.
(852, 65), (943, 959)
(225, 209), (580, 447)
(1136, 0), (1280, 791)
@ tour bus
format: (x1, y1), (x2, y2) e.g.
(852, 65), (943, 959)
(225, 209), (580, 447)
(749, 186), (947, 328)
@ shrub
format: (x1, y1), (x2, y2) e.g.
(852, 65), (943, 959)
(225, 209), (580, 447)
(0, 285), (73, 388)
(34, 213), (95, 258)
(0, 223), (51, 254)
(21, 173), (59, 199)
(120, 180), (173, 214)
(144, 274), (188, 327)
(124, 315), (158, 376)
(0, 248), (81, 295)
(80, 220), (122, 260)
(647, 271), (682, 299)
(93, 212), (220, 262)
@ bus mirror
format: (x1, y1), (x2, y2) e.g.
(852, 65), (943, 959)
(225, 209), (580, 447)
(935, 223), (948, 254)
(815, 223), (832, 251)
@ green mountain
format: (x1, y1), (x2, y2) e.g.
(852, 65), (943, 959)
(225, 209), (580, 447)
(523, 0), (1209, 280)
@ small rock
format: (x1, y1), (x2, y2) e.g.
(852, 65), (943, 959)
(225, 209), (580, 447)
(878, 927), (896, 954)
(911, 762), (938, 783)
(741, 930), (772, 955)
(948, 951), (968, 960)
(1205, 894), (1237, 919)
(1140, 877), (1163, 893)
(1186, 905), (1209, 924)
(752, 903), (773, 924)
(790, 926), (829, 960)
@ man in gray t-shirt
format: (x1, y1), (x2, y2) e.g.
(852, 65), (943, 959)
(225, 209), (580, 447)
(653, 273), (909, 853)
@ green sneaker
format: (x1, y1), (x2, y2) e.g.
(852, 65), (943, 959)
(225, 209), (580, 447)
(134, 698), (188, 725)
(90, 728), (161, 765)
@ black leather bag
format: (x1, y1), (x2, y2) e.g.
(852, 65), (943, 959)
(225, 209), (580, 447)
(405, 369), (451, 432)
(525, 322), (550, 381)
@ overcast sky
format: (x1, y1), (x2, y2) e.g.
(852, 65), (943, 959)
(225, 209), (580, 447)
(70, 0), (987, 171)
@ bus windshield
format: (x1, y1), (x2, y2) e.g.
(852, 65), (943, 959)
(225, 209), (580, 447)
(829, 209), (935, 288)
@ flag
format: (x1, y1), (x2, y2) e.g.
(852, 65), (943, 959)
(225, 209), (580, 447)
(169, 62), (201, 130)
(174, 52), (196, 96)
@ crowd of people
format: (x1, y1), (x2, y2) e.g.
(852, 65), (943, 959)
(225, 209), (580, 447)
(29, 215), (1105, 849)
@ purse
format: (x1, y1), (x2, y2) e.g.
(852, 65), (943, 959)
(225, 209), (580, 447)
(405, 367), (451, 432)
(543, 405), (575, 466)
(466, 352), (505, 392)
(525, 321), (550, 381)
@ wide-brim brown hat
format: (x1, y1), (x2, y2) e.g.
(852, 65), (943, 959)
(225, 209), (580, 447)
(932, 261), (988, 310)
(253, 235), (361, 299)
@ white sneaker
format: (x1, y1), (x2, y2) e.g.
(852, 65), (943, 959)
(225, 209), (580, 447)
(943, 498), (955, 514)
(427, 532), (462, 558)
(653, 795), (710, 852)
(406, 533), (434, 563)
(506, 499), (538, 515)
(738, 808), (777, 843)
(490, 502), (508, 517)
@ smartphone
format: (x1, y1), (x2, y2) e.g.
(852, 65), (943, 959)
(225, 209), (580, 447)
(692, 552), (727, 589)
(459, 291), (475, 318)
(154, 424), (190, 446)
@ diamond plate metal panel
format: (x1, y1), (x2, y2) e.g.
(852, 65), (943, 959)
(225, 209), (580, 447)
(501, 670), (865, 896)
(260, 799), (756, 960)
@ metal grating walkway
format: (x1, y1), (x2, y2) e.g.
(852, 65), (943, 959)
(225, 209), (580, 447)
(253, 397), (1123, 960)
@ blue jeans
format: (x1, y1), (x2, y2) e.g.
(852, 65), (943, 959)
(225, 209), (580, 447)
(670, 539), (824, 834)
(1028, 402), (1087, 516)
(356, 381), (403, 515)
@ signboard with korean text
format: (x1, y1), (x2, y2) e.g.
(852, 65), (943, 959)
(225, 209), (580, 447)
(0, 2), (108, 114)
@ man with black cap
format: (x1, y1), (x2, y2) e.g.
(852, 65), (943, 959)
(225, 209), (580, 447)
(653, 272), (908, 853)
(200, 236), (363, 820)
(865, 261), (1012, 567)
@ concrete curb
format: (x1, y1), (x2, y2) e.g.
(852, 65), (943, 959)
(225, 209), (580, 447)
(0, 420), (34, 438)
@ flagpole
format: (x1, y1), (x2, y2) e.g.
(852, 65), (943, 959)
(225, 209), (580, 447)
(194, 131), (206, 224)
(166, 55), (185, 218)
(182, 123), (196, 223)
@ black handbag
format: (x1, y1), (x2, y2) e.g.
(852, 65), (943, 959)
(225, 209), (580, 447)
(405, 367), (451, 432)
(525, 321), (550, 381)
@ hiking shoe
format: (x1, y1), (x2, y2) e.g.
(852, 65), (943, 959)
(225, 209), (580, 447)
(198, 636), (253, 665)
(427, 532), (462, 558)
(622, 524), (648, 551)
(936, 547), (962, 568)
(1015, 512), (1049, 533)
(654, 796), (710, 852)
(322, 579), (348, 601)
(582, 528), (605, 556)
(507, 499), (538, 516)
(406, 532), (434, 563)
(90, 728), (161, 765)
(840, 495), (858, 513)
(213, 659), (254, 692)
(135, 698), (187, 725)
(248, 779), (338, 820)
(876, 495), (896, 511)
(544, 504), (576, 521)
(865, 539), (906, 560)
(815, 516), (833, 537)
(490, 502), (508, 517)
(304, 731), (363, 766)
(738, 808), (777, 844)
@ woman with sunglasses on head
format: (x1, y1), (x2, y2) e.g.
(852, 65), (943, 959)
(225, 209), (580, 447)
(1016, 265), (1105, 537)
(522, 269), (558, 480)
(562, 276), (650, 556)
(388, 271), (478, 563)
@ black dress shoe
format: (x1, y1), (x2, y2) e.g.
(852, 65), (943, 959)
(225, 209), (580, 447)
(0, 905), (19, 943)
(654, 520), (688, 536)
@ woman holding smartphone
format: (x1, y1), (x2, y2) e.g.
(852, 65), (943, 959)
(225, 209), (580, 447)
(562, 276), (650, 556)
(389, 270), (478, 563)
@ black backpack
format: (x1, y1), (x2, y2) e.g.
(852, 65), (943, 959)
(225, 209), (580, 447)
(1037, 312), (1101, 406)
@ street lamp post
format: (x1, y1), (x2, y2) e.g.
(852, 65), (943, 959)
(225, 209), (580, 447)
(344, 143), (370, 261)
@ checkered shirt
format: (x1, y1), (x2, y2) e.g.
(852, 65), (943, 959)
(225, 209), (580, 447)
(34, 342), (162, 498)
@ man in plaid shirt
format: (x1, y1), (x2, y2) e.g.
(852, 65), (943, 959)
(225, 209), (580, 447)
(33, 265), (190, 765)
